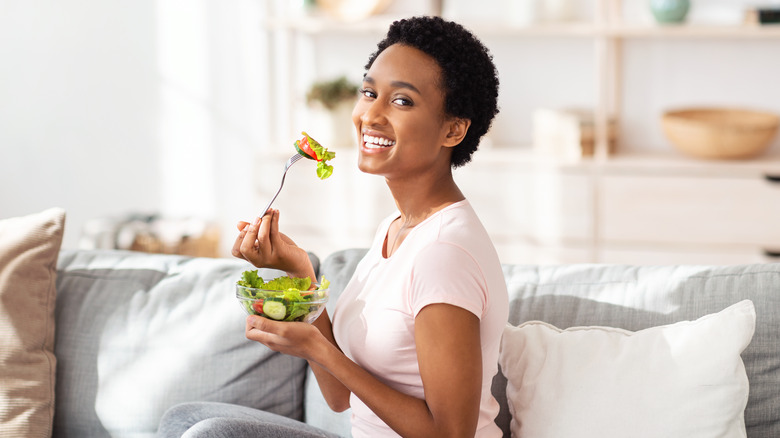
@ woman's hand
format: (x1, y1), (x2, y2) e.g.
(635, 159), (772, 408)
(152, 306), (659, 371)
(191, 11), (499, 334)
(231, 209), (315, 279)
(246, 311), (353, 412)
(245, 315), (326, 361)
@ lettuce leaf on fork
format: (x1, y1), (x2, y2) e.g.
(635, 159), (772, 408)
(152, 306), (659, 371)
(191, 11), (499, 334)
(302, 131), (336, 180)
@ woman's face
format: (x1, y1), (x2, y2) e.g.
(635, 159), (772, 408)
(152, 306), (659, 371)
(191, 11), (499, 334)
(352, 43), (457, 179)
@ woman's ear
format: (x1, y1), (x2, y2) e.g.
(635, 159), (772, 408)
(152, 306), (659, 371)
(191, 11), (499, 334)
(442, 117), (471, 147)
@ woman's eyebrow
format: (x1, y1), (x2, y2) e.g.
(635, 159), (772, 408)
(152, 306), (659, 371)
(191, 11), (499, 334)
(363, 75), (421, 94)
(391, 80), (420, 94)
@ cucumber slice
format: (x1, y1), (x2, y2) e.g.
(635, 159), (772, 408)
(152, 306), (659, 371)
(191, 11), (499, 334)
(262, 300), (287, 320)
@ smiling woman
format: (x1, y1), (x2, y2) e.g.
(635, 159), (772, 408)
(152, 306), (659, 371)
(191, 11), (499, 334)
(158, 15), (506, 438)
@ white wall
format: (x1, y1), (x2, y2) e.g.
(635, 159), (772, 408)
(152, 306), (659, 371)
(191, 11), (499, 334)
(0, 1), (161, 249)
(2, 0), (779, 257)
(1, 0), (269, 254)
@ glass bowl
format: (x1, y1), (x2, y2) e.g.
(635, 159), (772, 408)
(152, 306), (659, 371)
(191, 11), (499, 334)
(236, 284), (328, 324)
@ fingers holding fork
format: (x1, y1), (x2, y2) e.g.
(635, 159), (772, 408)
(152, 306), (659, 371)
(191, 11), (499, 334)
(231, 209), (313, 278)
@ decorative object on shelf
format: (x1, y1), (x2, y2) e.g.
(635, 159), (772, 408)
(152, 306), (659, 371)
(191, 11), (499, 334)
(306, 76), (359, 111)
(80, 213), (221, 257)
(539, 0), (575, 23)
(506, 0), (539, 27)
(533, 108), (617, 161)
(758, 7), (780, 24)
(294, 0), (318, 15)
(306, 76), (359, 148)
(649, 0), (690, 24)
(745, 6), (780, 25)
(315, 0), (392, 22)
(442, 0), (507, 24)
(661, 107), (780, 160)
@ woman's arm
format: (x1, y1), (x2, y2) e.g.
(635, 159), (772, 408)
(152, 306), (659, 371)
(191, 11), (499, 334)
(246, 302), (483, 438)
(344, 303), (482, 437)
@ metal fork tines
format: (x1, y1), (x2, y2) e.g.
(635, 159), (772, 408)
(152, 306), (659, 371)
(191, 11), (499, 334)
(260, 153), (303, 217)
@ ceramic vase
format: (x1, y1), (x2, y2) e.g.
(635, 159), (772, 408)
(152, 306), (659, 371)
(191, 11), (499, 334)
(650, 0), (690, 24)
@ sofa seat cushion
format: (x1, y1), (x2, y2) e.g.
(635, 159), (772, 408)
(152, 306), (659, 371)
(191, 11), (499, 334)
(53, 249), (318, 438)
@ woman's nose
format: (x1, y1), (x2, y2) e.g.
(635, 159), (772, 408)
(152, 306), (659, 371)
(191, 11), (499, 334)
(358, 100), (386, 126)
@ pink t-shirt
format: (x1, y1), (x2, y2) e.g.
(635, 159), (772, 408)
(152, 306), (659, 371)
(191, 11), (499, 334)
(331, 200), (509, 438)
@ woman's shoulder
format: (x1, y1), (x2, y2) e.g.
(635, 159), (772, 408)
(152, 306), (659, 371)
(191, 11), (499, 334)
(427, 200), (491, 245)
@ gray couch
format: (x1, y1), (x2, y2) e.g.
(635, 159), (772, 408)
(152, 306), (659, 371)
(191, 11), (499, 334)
(53, 248), (780, 437)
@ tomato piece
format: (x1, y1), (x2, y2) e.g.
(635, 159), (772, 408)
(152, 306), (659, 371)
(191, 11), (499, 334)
(252, 300), (264, 315)
(298, 136), (319, 161)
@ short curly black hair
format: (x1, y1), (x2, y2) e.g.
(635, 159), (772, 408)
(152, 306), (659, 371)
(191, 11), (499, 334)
(365, 16), (500, 168)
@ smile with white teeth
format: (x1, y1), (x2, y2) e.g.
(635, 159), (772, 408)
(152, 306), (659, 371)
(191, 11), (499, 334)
(363, 134), (396, 149)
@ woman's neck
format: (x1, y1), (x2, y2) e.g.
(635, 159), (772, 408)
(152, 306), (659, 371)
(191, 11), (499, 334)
(387, 170), (464, 228)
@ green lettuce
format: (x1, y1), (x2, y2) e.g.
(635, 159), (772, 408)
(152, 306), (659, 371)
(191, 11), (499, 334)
(264, 276), (312, 292)
(237, 270), (264, 289)
(237, 270), (328, 292)
(237, 270), (311, 290)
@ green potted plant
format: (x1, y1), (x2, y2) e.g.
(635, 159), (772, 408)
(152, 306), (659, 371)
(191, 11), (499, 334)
(305, 76), (359, 147)
(306, 76), (359, 110)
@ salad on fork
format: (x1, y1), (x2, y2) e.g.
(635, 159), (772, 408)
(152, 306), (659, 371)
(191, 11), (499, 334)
(259, 132), (336, 217)
(294, 131), (336, 180)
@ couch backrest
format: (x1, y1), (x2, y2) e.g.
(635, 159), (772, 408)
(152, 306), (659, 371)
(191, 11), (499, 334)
(53, 249), (320, 438)
(54, 248), (779, 438)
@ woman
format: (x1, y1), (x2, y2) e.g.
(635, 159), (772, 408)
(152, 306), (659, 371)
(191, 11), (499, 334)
(159, 16), (506, 438)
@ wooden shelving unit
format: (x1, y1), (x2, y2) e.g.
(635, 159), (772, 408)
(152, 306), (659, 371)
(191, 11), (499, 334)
(259, 1), (780, 265)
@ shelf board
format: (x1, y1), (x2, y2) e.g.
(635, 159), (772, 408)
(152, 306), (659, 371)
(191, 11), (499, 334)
(455, 22), (601, 38)
(263, 16), (603, 37)
(470, 146), (780, 177)
(263, 15), (395, 34)
(264, 15), (780, 39)
(599, 149), (780, 177)
(608, 23), (780, 39)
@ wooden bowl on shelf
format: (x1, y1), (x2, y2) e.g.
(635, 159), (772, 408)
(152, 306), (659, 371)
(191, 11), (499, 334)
(661, 108), (780, 159)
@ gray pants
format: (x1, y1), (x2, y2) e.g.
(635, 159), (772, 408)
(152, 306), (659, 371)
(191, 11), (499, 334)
(157, 401), (342, 438)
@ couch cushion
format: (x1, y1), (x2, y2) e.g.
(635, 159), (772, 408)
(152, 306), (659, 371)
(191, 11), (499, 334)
(53, 249), (319, 438)
(496, 263), (780, 438)
(500, 300), (755, 438)
(0, 208), (65, 438)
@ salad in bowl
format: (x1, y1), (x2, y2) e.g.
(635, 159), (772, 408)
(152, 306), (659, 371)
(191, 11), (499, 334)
(236, 270), (329, 323)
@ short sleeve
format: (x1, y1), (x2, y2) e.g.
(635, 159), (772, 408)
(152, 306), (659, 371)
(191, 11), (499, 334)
(408, 242), (488, 319)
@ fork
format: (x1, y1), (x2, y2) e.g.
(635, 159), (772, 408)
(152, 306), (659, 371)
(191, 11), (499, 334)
(259, 153), (304, 217)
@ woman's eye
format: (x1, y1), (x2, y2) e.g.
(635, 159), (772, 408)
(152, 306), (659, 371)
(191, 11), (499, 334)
(392, 97), (413, 107)
(359, 88), (376, 99)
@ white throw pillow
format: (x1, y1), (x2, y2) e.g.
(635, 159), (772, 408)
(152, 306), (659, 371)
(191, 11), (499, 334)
(499, 300), (755, 438)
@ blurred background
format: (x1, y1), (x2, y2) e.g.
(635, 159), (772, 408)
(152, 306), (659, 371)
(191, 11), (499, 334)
(2, 0), (780, 265)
